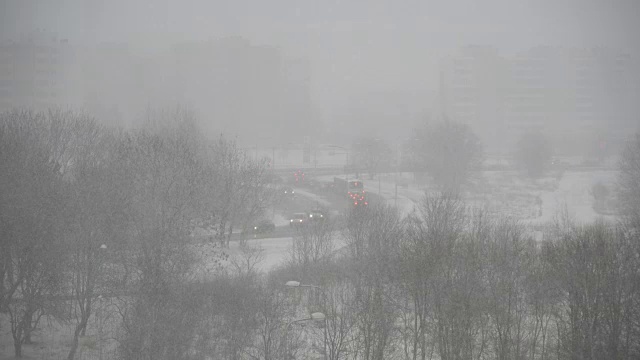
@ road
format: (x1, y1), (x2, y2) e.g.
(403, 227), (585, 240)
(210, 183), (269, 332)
(239, 178), (385, 240)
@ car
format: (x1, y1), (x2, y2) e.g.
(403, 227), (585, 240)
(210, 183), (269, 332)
(252, 219), (276, 234)
(289, 212), (307, 226)
(281, 186), (296, 198)
(308, 210), (326, 221)
(293, 170), (305, 183)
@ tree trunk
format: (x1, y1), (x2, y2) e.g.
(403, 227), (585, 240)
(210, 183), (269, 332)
(67, 327), (80, 360)
(14, 340), (22, 358)
(12, 310), (27, 357)
(23, 311), (33, 344)
(68, 300), (92, 360)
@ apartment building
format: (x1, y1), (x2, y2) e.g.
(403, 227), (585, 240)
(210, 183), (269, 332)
(440, 46), (639, 154)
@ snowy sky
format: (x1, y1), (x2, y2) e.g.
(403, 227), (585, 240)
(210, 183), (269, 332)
(2, 0), (639, 122)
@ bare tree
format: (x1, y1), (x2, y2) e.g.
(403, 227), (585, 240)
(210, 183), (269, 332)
(58, 115), (122, 360)
(229, 241), (266, 278)
(485, 218), (537, 360)
(208, 136), (272, 248)
(515, 130), (553, 178)
(322, 279), (359, 360)
(412, 194), (491, 360)
(114, 111), (208, 360)
(352, 136), (393, 179)
(525, 237), (558, 360)
(0, 110), (69, 357)
(290, 259), (360, 360)
(343, 204), (403, 360)
(289, 219), (335, 277)
(617, 132), (640, 228)
(397, 192), (468, 360)
(249, 283), (296, 360)
(408, 119), (483, 190)
(544, 220), (640, 359)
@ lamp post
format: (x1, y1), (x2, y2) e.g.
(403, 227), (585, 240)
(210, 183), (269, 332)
(286, 281), (328, 359)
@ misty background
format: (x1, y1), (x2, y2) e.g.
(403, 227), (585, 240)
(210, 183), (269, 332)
(4, 2), (640, 359)
(1, 0), (639, 152)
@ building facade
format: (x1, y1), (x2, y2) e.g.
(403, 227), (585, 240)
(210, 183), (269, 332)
(440, 46), (639, 155)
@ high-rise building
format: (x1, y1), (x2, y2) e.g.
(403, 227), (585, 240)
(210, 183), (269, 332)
(1, 33), (314, 138)
(440, 46), (639, 154)
(439, 46), (506, 152)
(168, 37), (312, 144)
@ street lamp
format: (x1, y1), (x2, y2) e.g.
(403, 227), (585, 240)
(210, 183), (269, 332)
(286, 281), (328, 359)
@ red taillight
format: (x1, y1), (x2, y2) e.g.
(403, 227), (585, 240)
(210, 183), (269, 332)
(354, 201), (358, 205)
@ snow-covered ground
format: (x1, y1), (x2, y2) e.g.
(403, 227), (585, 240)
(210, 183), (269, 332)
(315, 170), (619, 224)
(473, 170), (618, 224)
(273, 213), (290, 227)
(198, 169), (619, 274)
(291, 188), (332, 207)
(530, 170), (618, 224)
(192, 233), (351, 277)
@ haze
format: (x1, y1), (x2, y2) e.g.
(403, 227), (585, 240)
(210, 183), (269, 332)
(1, 0), (639, 149)
(4, 2), (640, 359)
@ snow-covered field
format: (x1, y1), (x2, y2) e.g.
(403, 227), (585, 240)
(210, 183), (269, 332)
(324, 170), (619, 224)
(470, 170), (618, 224)
(252, 170), (617, 270)
(191, 233), (351, 278)
(195, 169), (620, 275)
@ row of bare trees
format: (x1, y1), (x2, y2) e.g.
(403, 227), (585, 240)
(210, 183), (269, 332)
(148, 130), (640, 360)
(121, 130), (638, 360)
(0, 108), (273, 359)
(197, 131), (640, 360)
(271, 191), (640, 360)
(122, 128), (640, 360)
(2, 106), (639, 359)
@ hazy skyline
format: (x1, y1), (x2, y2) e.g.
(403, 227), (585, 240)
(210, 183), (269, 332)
(3, 1), (639, 49)
(2, 0), (639, 141)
